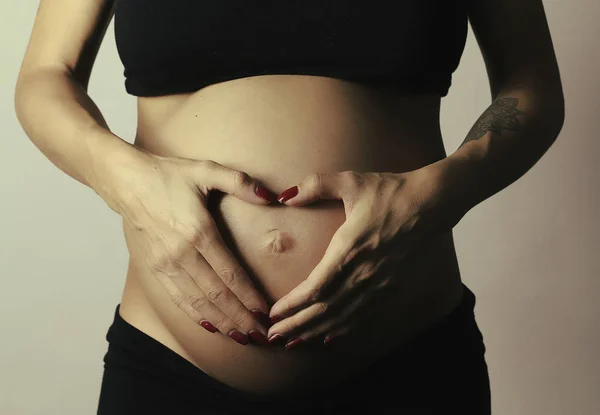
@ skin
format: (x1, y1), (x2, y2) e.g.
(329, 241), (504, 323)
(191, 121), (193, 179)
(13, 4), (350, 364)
(15, 0), (563, 399)
(117, 80), (465, 393)
(253, 0), (567, 347)
(462, 97), (525, 144)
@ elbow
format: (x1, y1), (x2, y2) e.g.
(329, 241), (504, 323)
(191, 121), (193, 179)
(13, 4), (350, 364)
(546, 93), (565, 144)
(531, 82), (565, 145)
(14, 76), (30, 129)
(14, 69), (67, 126)
(542, 76), (566, 141)
(14, 71), (41, 123)
(496, 73), (566, 141)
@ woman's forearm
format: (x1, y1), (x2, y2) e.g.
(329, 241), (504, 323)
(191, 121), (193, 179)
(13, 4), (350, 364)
(434, 83), (565, 219)
(14, 68), (141, 194)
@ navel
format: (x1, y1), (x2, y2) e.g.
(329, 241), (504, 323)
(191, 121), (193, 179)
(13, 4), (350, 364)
(262, 229), (295, 254)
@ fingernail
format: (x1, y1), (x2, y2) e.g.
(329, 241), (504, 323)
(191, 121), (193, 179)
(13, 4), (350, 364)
(285, 338), (305, 351)
(270, 315), (282, 324)
(268, 333), (286, 345)
(200, 320), (217, 333)
(248, 330), (270, 346)
(277, 186), (298, 204)
(255, 184), (277, 203)
(324, 335), (341, 347)
(251, 310), (271, 327)
(228, 330), (249, 345)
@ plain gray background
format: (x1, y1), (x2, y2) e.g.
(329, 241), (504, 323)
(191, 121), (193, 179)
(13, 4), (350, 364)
(2, 1), (598, 414)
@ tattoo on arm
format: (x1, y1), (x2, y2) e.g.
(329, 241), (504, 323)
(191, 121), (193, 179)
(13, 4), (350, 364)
(460, 97), (525, 147)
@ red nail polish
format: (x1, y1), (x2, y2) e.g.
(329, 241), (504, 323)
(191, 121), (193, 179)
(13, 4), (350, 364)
(248, 330), (270, 346)
(324, 335), (340, 347)
(228, 330), (249, 345)
(285, 338), (305, 351)
(268, 333), (286, 345)
(251, 310), (271, 327)
(255, 184), (277, 203)
(277, 186), (298, 203)
(270, 315), (282, 324)
(200, 320), (217, 333)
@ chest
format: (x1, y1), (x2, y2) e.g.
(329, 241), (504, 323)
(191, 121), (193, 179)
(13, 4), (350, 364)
(114, 0), (466, 71)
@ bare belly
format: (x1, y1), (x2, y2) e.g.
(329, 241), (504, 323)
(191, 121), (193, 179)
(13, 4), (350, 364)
(118, 74), (465, 396)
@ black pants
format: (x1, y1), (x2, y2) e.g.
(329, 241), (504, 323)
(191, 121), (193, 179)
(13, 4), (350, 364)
(97, 283), (491, 414)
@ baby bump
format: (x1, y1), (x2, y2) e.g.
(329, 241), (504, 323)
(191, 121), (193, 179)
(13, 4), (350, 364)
(121, 190), (371, 395)
(119, 75), (463, 394)
(121, 187), (464, 396)
(207, 191), (347, 305)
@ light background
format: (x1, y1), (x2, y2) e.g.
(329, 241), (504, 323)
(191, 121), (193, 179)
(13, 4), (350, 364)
(1, 1), (598, 414)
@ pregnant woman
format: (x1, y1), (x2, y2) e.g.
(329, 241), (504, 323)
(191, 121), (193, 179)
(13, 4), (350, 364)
(15, 0), (564, 413)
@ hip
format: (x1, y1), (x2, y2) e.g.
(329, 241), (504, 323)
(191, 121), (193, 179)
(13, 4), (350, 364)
(121, 74), (464, 392)
(119, 204), (466, 394)
(102, 280), (490, 414)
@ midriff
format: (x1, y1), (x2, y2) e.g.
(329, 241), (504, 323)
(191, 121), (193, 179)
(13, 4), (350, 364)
(118, 74), (465, 396)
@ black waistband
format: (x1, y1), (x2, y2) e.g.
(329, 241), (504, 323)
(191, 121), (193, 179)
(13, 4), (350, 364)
(103, 282), (480, 410)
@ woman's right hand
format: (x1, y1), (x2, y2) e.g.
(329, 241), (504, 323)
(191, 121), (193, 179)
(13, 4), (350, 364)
(96, 147), (276, 346)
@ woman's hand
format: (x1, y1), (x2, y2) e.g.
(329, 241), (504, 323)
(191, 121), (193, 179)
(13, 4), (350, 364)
(266, 161), (467, 349)
(99, 148), (276, 346)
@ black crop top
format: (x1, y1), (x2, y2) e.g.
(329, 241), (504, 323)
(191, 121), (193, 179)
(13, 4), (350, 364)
(114, 0), (469, 97)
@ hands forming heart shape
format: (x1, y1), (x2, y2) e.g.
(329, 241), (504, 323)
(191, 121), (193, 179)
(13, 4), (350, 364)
(115, 151), (468, 350)
(264, 162), (468, 350)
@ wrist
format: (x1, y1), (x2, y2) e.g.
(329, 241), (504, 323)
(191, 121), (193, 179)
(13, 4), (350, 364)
(84, 128), (152, 212)
(424, 153), (485, 230)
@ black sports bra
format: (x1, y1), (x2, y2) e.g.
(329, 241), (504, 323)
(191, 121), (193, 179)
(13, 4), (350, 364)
(113, 0), (469, 97)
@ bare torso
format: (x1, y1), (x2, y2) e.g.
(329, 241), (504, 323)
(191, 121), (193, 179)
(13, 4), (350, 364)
(118, 74), (464, 396)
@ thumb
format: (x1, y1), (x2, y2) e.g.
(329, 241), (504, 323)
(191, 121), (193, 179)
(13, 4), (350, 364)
(195, 160), (277, 204)
(277, 171), (356, 206)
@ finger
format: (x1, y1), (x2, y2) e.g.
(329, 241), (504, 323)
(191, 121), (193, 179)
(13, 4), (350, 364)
(192, 211), (270, 316)
(123, 224), (221, 333)
(269, 220), (362, 320)
(318, 274), (397, 348)
(171, 266), (268, 345)
(187, 236), (270, 338)
(267, 265), (379, 342)
(152, 267), (223, 334)
(277, 171), (363, 207)
(195, 160), (277, 204)
(268, 289), (367, 350)
(296, 287), (374, 347)
(267, 300), (332, 341)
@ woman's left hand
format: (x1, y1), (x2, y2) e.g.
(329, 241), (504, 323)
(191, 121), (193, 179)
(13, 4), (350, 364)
(266, 161), (467, 349)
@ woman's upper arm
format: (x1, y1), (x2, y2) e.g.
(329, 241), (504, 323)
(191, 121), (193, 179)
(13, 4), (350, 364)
(17, 0), (116, 89)
(466, 0), (564, 100)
